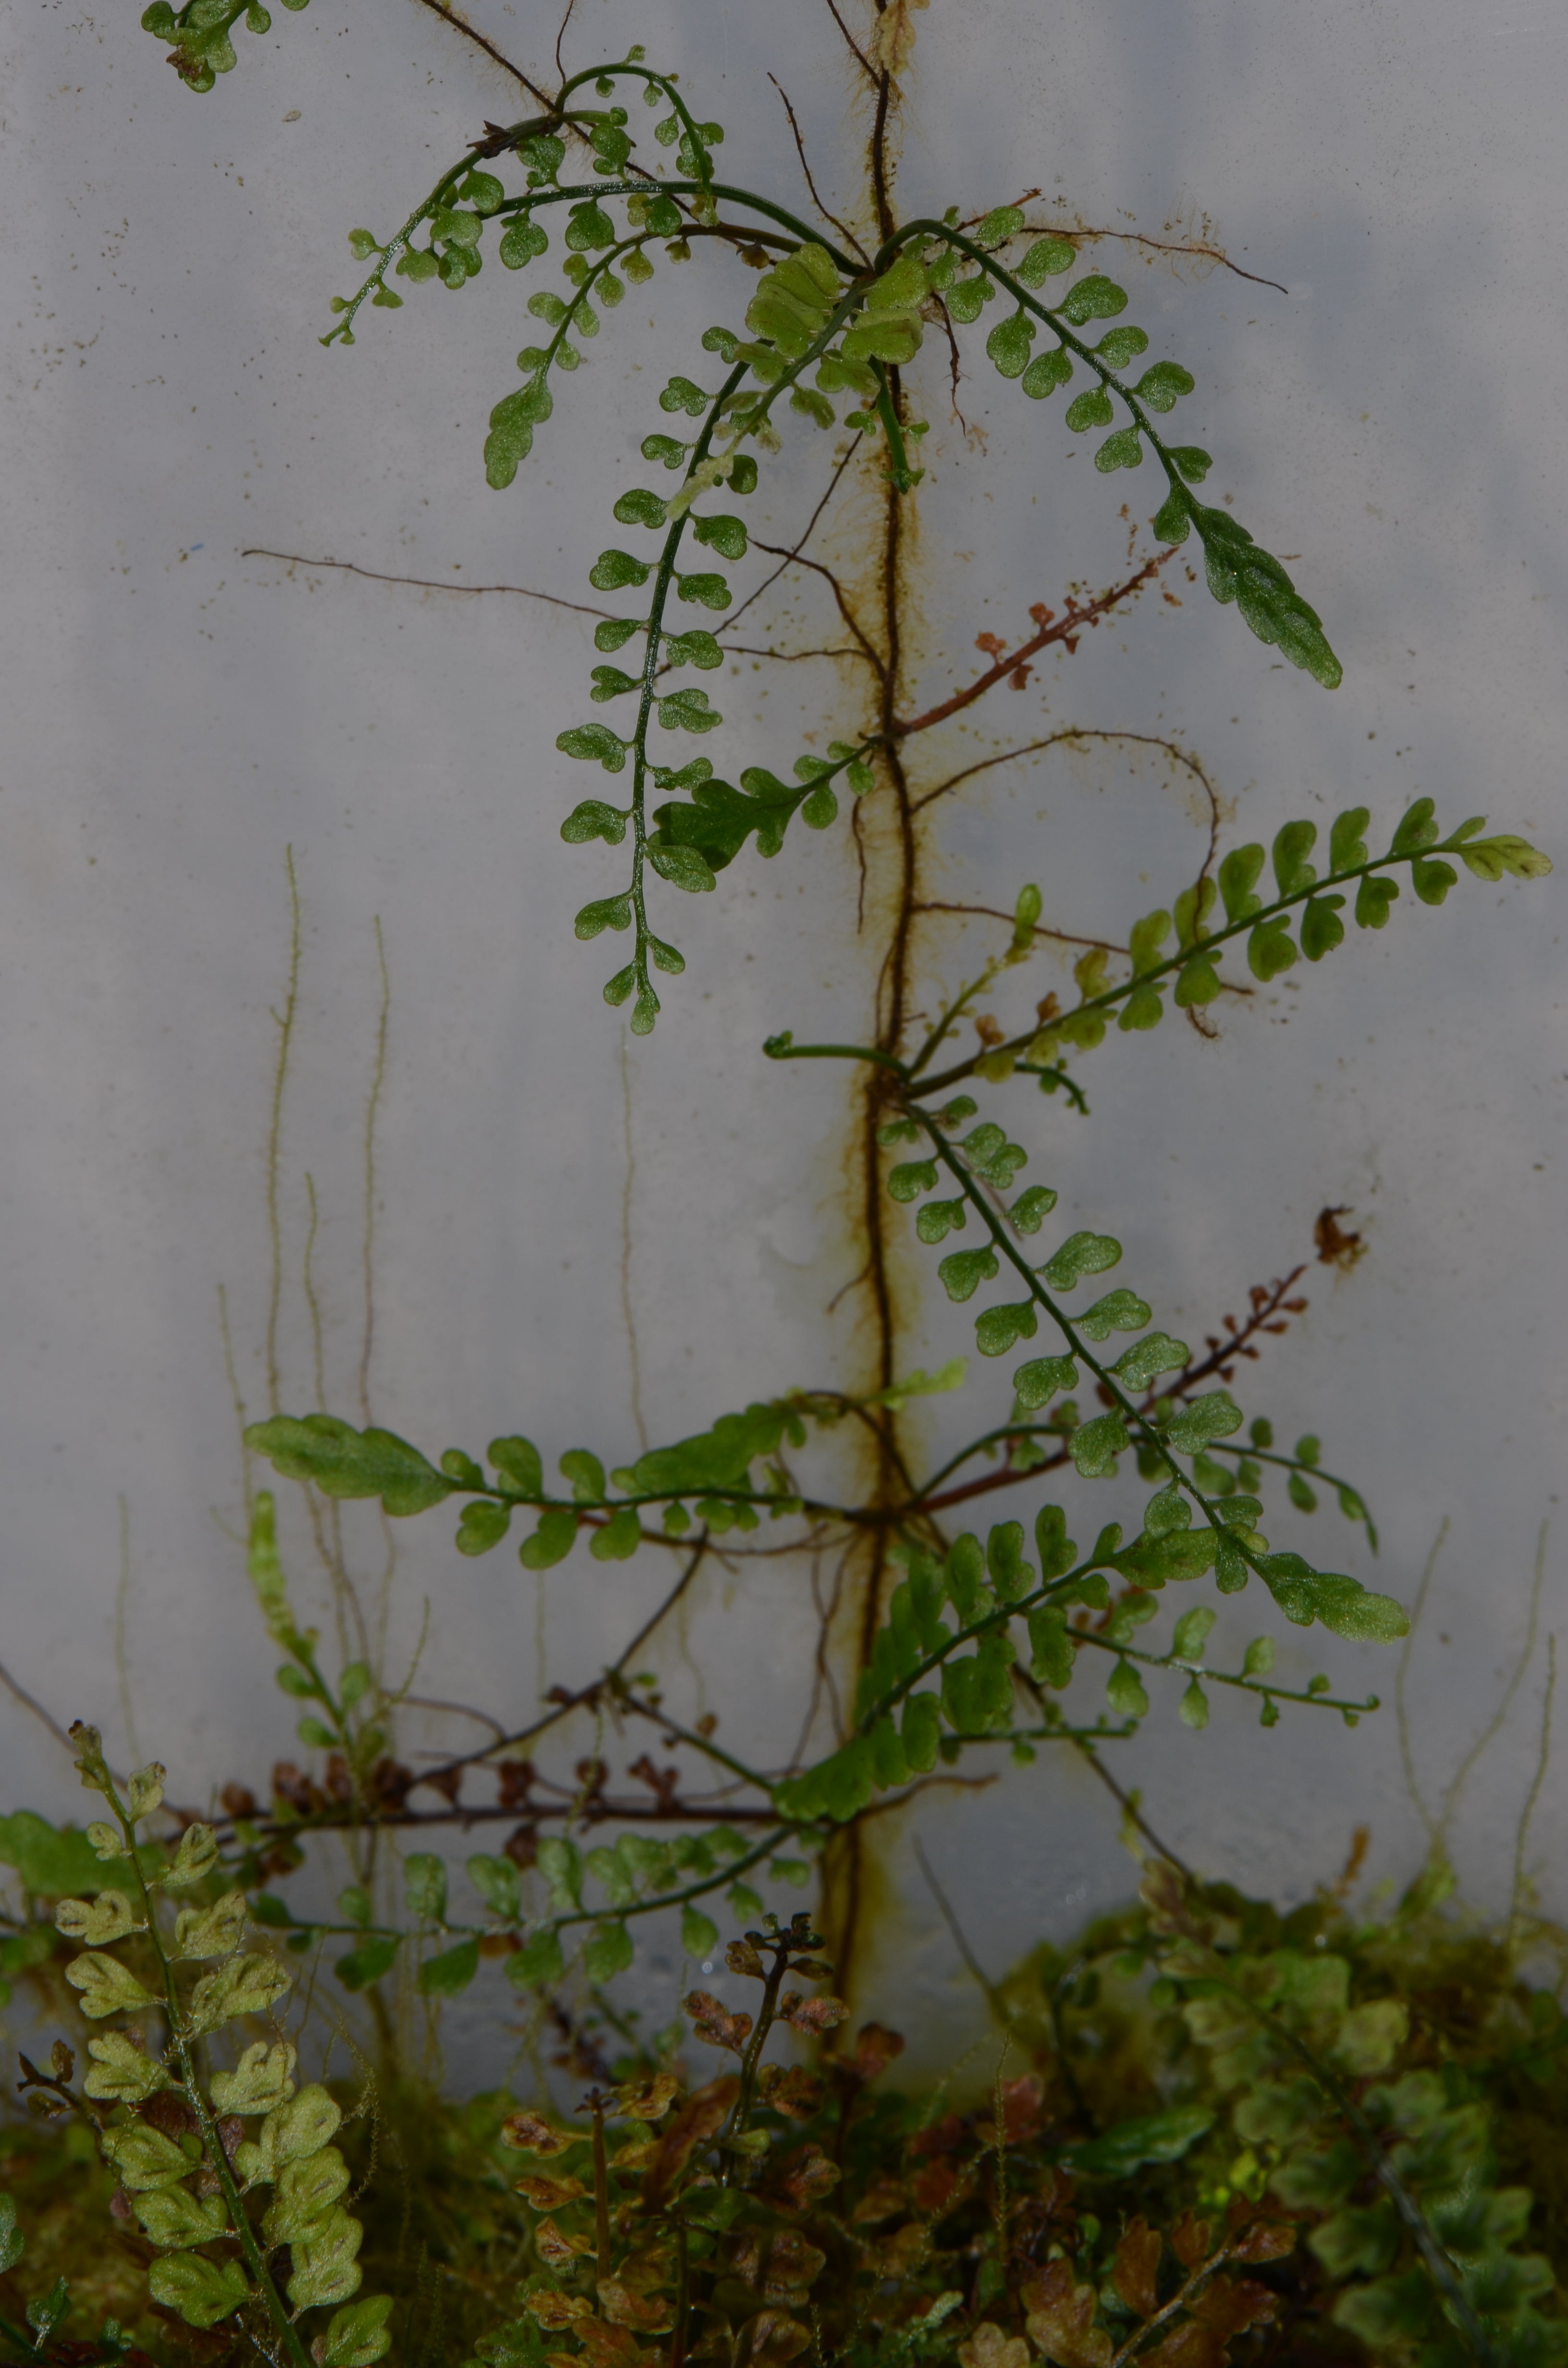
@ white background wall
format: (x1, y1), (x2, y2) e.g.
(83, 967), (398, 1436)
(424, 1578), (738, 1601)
(2, 0), (1564, 2073)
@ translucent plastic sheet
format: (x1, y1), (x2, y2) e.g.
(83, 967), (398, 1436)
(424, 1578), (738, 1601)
(1, 0), (1562, 2072)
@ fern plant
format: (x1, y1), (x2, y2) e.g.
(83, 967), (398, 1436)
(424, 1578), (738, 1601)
(209, 9), (1545, 1959)
(2, 1), (1555, 2348)
(8, 1725), (392, 2364)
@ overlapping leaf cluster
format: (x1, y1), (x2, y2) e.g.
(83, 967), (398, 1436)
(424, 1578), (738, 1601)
(453, 1877), (1568, 2368)
(463, 1910), (1305, 2368)
(1139, 1862), (1568, 2368)
(30, 1729), (393, 2365)
(10, 1842), (1568, 2368)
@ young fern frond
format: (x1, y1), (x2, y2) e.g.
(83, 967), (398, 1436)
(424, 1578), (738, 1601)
(277, 53), (1550, 1022)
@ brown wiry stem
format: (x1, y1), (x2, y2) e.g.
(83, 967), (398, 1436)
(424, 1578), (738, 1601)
(919, 1444), (1075, 1516)
(725, 439), (865, 634)
(913, 902), (1127, 957)
(750, 540), (884, 678)
(0, 1657), (78, 1758)
(242, 547), (615, 619)
(1163, 1265), (1309, 1398)
(769, 73), (870, 262)
(868, 54), (896, 246)
(553, 0), (577, 83)
(822, 0), (876, 81)
(895, 554), (1170, 739)
(406, 0), (552, 102)
(913, 726), (1222, 826)
(830, 34), (911, 2007)
(1068, 1733), (1195, 1881)
(342, 1537), (714, 1798)
(1031, 221), (1289, 296)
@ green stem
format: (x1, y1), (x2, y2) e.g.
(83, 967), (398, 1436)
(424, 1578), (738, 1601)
(546, 1824), (797, 1935)
(530, 233), (660, 378)
(718, 278), (881, 449)
(1206, 1442), (1377, 1548)
(872, 363), (919, 492)
(910, 834), (1485, 1099)
(865, 213), (1197, 517)
(916, 1112), (1243, 1546)
(504, 173), (857, 271)
(1027, 1065), (1091, 1112)
(327, 173), (858, 344)
(847, 1552), (1103, 1733)
(762, 1038), (908, 1073)
(626, 360), (749, 1021)
(907, 959), (1003, 1078)
(323, 155), (487, 342)
(910, 1418), (1076, 1503)
(891, 1397), (1371, 1550)
(1070, 1627), (1376, 1717)
(551, 63), (723, 199)
(624, 1699), (772, 1793)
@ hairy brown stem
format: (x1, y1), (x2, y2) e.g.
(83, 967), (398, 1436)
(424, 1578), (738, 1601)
(822, 0), (876, 81)
(895, 555), (1169, 738)
(828, 45), (915, 2010)
(869, 61), (896, 247)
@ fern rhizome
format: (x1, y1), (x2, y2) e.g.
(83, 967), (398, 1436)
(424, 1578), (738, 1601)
(0, 6), (1559, 2366)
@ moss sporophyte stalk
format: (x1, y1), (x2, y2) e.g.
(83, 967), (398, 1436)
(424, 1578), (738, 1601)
(0, 6), (1557, 2367)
